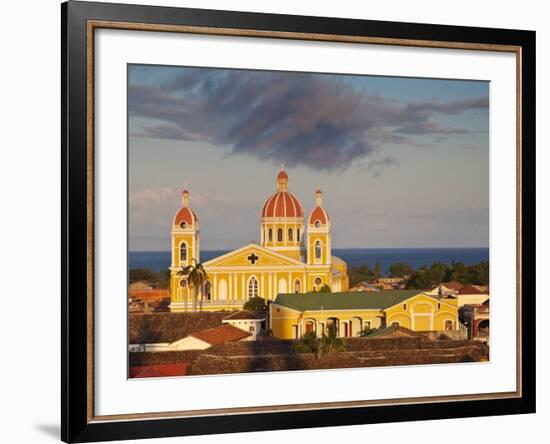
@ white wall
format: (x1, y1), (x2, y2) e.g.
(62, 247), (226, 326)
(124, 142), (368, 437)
(0, 0), (547, 443)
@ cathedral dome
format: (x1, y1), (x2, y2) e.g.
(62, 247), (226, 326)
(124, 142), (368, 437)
(174, 207), (198, 226)
(277, 170), (288, 180)
(308, 188), (329, 226)
(262, 191), (304, 218)
(173, 189), (198, 227)
(308, 206), (329, 226)
(261, 169), (304, 219)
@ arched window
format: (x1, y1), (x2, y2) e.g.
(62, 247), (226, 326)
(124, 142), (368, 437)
(297, 228), (301, 242)
(288, 228), (293, 241)
(180, 242), (187, 262)
(315, 240), (322, 259)
(204, 280), (212, 301)
(445, 320), (454, 331)
(294, 279), (301, 293)
(277, 228), (283, 242)
(314, 220), (321, 228)
(268, 228), (273, 242)
(248, 276), (259, 299)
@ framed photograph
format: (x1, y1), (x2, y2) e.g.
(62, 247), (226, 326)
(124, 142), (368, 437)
(62, 1), (535, 442)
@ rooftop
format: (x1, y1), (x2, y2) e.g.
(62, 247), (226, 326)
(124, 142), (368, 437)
(223, 310), (263, 321)
(129, 312), (228, 343)
(440, 281), (464, 290)
(273, 290), (422, 312)
(457, 285), (484, 295)
(190, 324), (251, 345)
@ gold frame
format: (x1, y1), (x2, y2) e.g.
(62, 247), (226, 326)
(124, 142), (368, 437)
(86, 20), (523, 423)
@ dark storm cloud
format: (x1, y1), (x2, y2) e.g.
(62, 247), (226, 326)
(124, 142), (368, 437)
(129, 68), (488, 171)
(405, 97), (489, 115)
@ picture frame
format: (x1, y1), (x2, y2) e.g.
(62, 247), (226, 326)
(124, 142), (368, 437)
(62, 1), (536, 442)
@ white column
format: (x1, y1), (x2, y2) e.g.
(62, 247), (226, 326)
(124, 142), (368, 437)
(288, 271), (292, 291)
(229, 272), (233, 301)
(213, 273), (217, 301)
(241, 273), (245, 301)
(234, 274), (238, 301)
(261, 273), (265, 300)
(268, 272), (273, 300)
(303, 271), (307, 292)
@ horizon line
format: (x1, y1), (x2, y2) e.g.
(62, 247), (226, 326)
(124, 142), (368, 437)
(129, 246), (490, 253)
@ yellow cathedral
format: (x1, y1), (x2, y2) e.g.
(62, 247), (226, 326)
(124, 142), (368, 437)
(169, 169), (349, 311)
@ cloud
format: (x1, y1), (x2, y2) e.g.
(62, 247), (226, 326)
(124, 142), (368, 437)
(130, 187), (233, 209)
(405, 97), (489, 114)
(129, 68), (488, 171)
(366, 156), (400, 178)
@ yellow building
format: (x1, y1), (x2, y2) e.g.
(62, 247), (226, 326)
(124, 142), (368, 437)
(270, 290), (460, 339)
(169, 169), (349, 312)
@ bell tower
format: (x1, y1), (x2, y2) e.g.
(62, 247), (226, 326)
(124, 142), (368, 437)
(307, 188), (331, 267)
(169, 189), (200, 312)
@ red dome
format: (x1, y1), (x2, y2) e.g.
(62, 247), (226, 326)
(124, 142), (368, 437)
(277, 170), (288, 180)
(174, 207), (198, 226)
(262, 191), (304, 218)
(309, 206), (329, 225)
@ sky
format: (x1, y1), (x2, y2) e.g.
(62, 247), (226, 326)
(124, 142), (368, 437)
(128, 64), (489, 251)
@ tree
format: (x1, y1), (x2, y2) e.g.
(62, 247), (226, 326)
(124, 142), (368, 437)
(294, 324), (346, 359)
(373, 262), (382, 278)
(359, 326), (376, 337)
(243, 297), (268, 312)
(321, 324), (346, 353)
(177, 259), (208, 312)
(294, 332), (323, 359)
(348, 265), (375, 287)
(129, 267), (169, 288)
(318, 284), (332, 293)
(389, 262), (413, 278)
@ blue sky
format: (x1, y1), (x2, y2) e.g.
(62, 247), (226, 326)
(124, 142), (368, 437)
(128, 64), (489, 251)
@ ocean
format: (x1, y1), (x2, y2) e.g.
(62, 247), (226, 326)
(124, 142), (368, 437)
(129, 248), (489, 273)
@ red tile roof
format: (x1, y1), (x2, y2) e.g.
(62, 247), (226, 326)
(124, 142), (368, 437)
(308, 205), (329, 225)
(457, 285), (483, 295)
(223, 310), (262, 321)
(129, 289), (170, 300)
(190, 324), (251, 346)
(262, 191), (304, 218)
(129, 363), (188, 378)
(440, 281), (464, 290)
(173, 207), (198, 226)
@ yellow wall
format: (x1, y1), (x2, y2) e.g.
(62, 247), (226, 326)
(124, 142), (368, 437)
(270, 304), (385, 339)
(270, 294), (459, 339)
(307, 233), (330, 265)
(260, 218), (304, 261)
(384, 294), (458, 331)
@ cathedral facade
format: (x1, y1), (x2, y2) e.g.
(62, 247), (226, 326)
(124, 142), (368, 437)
(169, 169), (349, 312)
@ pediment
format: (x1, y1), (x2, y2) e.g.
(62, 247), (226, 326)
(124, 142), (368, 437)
(203, 243), (303, 268)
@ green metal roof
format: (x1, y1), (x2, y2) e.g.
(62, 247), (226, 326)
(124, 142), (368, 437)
(274, 290), (422, 312)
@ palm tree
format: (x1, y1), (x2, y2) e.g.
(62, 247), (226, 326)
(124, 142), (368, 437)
(178, 259), (208, 312)
(176, 264), (193, 312)
(321, 324), (346, 354)
(294, 332), (323, 359)
(294, 324), (346, 359)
